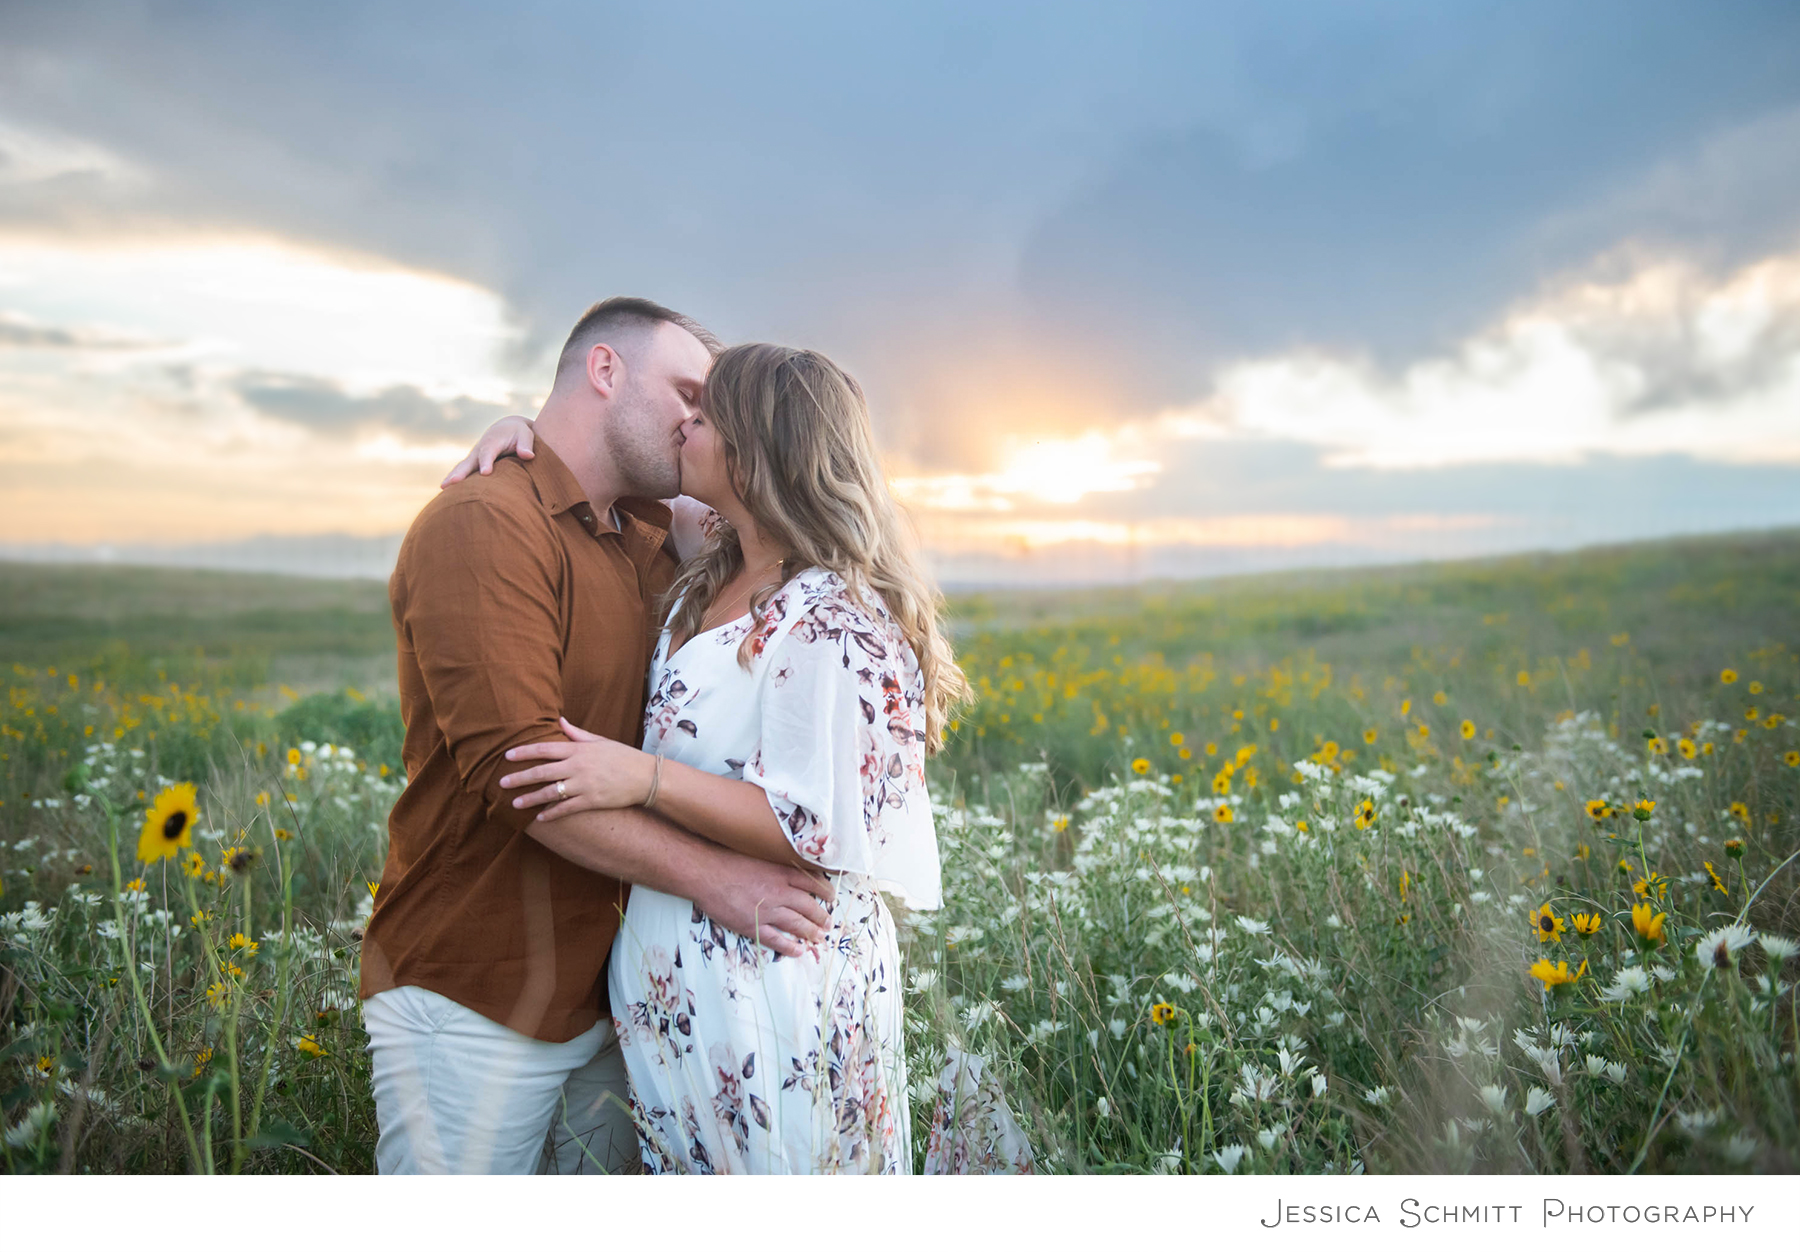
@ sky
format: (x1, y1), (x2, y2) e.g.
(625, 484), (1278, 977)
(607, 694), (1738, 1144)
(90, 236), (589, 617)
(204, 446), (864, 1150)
(2, 1), (1799, 583)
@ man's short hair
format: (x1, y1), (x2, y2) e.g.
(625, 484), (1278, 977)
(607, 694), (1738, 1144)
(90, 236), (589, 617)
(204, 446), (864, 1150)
(555, 296), (720, 378)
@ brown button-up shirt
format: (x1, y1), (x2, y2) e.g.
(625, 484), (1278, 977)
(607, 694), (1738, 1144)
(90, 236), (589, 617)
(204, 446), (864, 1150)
(360, 442), (677, 1042)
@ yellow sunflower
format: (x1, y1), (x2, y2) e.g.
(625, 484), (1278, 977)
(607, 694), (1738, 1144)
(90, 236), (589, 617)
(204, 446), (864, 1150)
(1150, 1002), (1177, 1027)
(1569, 912), (1602, 937)
(1529, 904), (1565, 944)
(1631, 902), (1666, 946)
(137, 783), (199, 864)
(1529, 959), (1583, 989)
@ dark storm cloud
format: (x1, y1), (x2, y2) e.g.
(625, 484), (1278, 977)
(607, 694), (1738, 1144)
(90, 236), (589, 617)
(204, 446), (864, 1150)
(3, 2), (1799, 455)
(231, 372), (504, 439)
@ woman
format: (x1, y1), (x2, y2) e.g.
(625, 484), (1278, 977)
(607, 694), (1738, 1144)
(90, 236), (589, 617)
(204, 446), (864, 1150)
(463, 344), (967, 1173)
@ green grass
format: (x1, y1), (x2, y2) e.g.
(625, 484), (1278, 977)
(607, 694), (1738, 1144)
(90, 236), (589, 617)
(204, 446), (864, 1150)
(1, 529), (1796, 1173)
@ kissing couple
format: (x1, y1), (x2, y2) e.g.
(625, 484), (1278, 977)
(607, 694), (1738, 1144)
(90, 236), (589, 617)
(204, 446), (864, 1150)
(358, 297), (1027, 1174)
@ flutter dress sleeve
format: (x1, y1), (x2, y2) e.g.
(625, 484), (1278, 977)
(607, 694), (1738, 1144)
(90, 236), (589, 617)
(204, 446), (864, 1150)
(741, 585), (942, 910)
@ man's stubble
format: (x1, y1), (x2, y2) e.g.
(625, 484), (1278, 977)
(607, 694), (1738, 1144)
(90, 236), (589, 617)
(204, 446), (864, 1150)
(602, 377), (682, 500)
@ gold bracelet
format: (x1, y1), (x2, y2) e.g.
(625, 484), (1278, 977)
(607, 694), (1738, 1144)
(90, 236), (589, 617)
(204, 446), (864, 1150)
(644, 753), (664, 810)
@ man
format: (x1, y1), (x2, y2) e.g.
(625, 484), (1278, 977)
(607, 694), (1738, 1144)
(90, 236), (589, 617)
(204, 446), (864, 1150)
(360, 297), (832, 1174)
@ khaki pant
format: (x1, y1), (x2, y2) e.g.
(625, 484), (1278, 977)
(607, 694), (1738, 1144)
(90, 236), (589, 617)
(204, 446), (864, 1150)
(362, 984), (639, 1174)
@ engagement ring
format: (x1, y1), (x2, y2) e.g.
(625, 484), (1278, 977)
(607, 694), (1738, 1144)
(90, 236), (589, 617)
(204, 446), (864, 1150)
(555, 780), (566, 799)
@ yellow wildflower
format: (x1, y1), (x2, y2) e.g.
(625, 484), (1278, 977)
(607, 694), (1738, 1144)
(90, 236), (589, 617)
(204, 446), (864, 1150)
(136, 782), (199, 864)
(1632, 902), (1666, 946)
(1150, 1002), (1176, 1027)
(1570, 912), (1602, 937)
(1529, 904), (1565, 944)
(1529, 959), (1583, 989)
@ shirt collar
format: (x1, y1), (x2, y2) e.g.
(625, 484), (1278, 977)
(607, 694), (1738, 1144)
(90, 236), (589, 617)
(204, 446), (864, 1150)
(522, 442), (673, 555)
(522, 442), (612, 537)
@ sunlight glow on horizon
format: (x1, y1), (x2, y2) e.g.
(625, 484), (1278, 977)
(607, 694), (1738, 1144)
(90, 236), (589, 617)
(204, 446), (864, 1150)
(1, 224), (1797, 563)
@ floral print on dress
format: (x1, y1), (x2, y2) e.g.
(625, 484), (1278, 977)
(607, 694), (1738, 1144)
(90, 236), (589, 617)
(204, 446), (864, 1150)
(922, 1046), (1036, 1174)
(611, 568), (932, 1173)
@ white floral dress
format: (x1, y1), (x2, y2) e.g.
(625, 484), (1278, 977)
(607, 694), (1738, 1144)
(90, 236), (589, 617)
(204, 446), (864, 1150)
(608, 567), (941, 1174)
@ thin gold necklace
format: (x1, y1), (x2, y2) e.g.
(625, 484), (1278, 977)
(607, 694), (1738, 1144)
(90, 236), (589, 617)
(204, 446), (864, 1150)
(697, 557), (787, 633)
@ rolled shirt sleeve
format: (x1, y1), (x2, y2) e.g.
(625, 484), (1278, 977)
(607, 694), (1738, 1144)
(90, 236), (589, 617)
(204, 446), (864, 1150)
(394, 496), (569, 835)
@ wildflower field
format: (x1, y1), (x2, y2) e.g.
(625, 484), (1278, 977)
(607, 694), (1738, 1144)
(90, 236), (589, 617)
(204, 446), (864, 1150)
(2, 529), (1797, 1174)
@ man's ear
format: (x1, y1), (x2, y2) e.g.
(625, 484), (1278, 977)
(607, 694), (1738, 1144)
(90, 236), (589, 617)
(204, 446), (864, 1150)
(585, 342), (623, 399)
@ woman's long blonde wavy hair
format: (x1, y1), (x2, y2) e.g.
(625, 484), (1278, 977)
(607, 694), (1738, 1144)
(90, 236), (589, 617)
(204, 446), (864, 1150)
(662, 343), (970, 752)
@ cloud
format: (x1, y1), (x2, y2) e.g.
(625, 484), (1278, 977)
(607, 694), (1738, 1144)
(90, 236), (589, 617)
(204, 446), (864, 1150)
(1207, 248), (1800, 469)
(4, 2), (1799, 454)
(2, 4), (1799, 575)
(0, 116), (136, 188)
(231, 372), (505, 439)
(0, 232), (526, 398)
(0, 311), (163, 352)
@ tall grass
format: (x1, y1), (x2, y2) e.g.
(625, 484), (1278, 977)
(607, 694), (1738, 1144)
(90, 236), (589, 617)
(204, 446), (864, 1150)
(2, 533), (1795, 1172)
